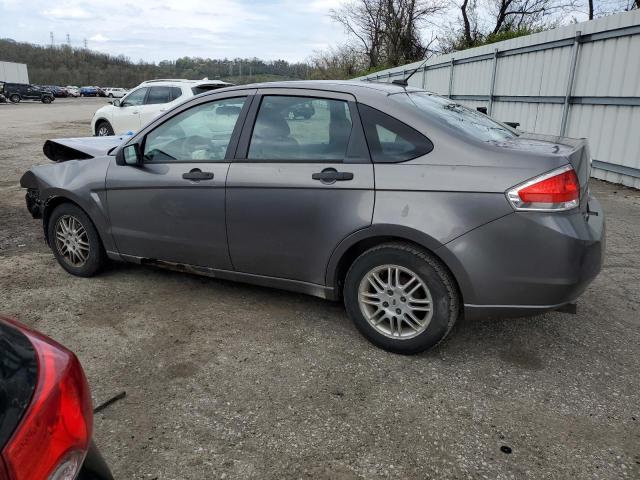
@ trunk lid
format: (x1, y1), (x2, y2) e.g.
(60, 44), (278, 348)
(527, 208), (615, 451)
(43, 136), (129, 162)
(492, 133), (591, 210)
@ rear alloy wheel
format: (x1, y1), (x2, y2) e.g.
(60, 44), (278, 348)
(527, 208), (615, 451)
(96, 120), (114, 136)
(48, 203), (106, 277)
(344, 243), (459, 354)
(9, 94), (20, 103)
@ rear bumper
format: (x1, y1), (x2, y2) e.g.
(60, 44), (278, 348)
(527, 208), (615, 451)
(78, 440), (114, 480)
(438, 196), (605, 319)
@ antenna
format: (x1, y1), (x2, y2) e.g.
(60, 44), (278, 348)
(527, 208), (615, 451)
(83, 38), (88, 49)
(66, 33), (71, 46)
(392, 56), (431, 87)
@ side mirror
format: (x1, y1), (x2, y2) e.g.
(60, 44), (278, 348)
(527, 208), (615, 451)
(118, 144), (142, 166)
(113, 99), (121, 107)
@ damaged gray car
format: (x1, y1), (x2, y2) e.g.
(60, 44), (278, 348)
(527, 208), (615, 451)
(20, 81), (605, 354)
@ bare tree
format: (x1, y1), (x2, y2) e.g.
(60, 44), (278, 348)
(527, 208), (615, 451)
(329, 0), (386, 68)
(330, 0), (446, 70)
(586, 0), (639, 19)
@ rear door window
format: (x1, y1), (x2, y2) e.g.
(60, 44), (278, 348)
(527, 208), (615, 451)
(145, 87), (172, 105)
(170, 87), (183, 101)
(359, 104), (433, 163)
(248, 95), (353, 161)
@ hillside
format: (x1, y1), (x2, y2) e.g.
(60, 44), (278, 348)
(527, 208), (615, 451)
(0, 39), (311, 87)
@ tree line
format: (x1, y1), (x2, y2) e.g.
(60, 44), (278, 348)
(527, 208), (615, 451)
(0, 39), (314, 87)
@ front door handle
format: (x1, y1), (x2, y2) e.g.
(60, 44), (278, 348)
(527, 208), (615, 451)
(182, 168), (214, 181)
(312, 168), (354, 183)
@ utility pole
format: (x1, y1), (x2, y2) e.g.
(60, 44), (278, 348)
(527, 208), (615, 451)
(66, 33), (71, 46)
(83, 38), (88, 49)
(50, 32), (54, 47)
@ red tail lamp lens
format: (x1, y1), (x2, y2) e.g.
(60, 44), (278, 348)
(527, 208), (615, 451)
(1, 323), (92, 480)
(507, 165), (580, 211)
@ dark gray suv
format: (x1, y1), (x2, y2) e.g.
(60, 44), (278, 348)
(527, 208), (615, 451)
(21, 81), (604, 354)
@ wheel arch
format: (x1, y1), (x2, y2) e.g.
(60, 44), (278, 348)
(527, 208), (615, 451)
(326, 225), (465, 304)
(93, 118), (112, 135)
(42, 196), (106, 250)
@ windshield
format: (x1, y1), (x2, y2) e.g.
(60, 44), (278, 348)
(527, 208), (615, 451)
(392, 92), (516, 142)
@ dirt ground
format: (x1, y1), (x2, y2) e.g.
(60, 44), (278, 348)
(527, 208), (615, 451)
(0, 98), (639, 479)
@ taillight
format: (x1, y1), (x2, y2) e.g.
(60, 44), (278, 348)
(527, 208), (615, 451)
(0, 318), (92, 480)
(506, 165), (580, 211)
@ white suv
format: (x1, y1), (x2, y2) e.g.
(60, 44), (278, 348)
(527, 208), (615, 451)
(103, 87), (127, 98)
(91, 79), (232, 136)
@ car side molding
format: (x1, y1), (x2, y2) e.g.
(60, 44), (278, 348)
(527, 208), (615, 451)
(126, 256), (339, 300)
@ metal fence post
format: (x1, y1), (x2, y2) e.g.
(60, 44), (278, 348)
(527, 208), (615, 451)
(488, 48), (499, 116)
(448, 58), (455, 98)
(560, 31), (582, 136)
(422, 66), (427, 90)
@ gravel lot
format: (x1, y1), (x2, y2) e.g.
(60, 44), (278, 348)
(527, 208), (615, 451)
(0, 98), (639, 479)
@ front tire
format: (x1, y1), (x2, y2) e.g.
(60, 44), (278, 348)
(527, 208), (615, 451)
(47, 203), (106, 277)
(344, 243), (459, 354)
(42, 96), (52, 104)
(9, 94), (20, 103)
(95, 120), (114, 136)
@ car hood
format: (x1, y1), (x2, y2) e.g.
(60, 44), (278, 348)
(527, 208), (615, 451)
(43, 136), (129, 162)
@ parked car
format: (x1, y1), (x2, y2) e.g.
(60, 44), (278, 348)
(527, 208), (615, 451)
(96, 87), (107, 97)
(0, 315), (114, 479)
(288, 100), (315, 119)
(20, 81), (604, 354)
(91, 78), (233, 136)
(0, 83), (6, 103)
(103, 87), (126, 98)
(80, 86), (99, 97)
(66, 86), (81, 97)
(2, 83), (55, 103)
(44, 85), (69, 98)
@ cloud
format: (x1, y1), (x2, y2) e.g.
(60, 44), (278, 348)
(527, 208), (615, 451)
(42, 7), (94, 19)
(6, 0), (350, 62)
(89, 34), (108, 42)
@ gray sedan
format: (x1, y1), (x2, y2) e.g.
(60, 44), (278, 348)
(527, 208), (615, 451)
(20, 81), (604, 354)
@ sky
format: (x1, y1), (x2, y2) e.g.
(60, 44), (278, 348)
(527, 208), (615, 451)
(0, 0), (351, 63)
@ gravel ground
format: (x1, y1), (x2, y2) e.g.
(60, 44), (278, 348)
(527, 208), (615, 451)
(0, 98), (638, 480)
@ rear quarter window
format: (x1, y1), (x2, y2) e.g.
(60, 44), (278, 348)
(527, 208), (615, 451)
(359, 104), (433, 163)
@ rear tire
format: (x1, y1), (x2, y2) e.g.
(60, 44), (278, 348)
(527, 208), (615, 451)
(344, 242), (459, 355)
(9, 94), (20, 103)
(47, 203), (106, 277)
(42, 96), (52, 104)
(95, 120), (114, 136)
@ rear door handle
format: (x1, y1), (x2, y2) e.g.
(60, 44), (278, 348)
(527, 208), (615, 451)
(182, 168), (214, 181)
(312, 168), (354, 183)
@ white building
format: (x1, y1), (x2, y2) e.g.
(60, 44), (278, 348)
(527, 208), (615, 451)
(0, 61), (29, 83)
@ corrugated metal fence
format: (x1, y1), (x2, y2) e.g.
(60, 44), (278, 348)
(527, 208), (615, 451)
(359, 10), (640, 189)
(0, 61), (29, 84)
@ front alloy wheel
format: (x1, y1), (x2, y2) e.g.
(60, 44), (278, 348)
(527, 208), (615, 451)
(54, 215), (90, 267)
(48, 203), (106, 277)
(96, 121), (114, 136)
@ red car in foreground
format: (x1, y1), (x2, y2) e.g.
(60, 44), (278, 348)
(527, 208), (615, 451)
(0, 316), (113, 480)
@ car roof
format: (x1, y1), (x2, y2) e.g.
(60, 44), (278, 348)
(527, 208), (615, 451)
(139, 78), (232, 87)
(199, 79), (426, 98)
